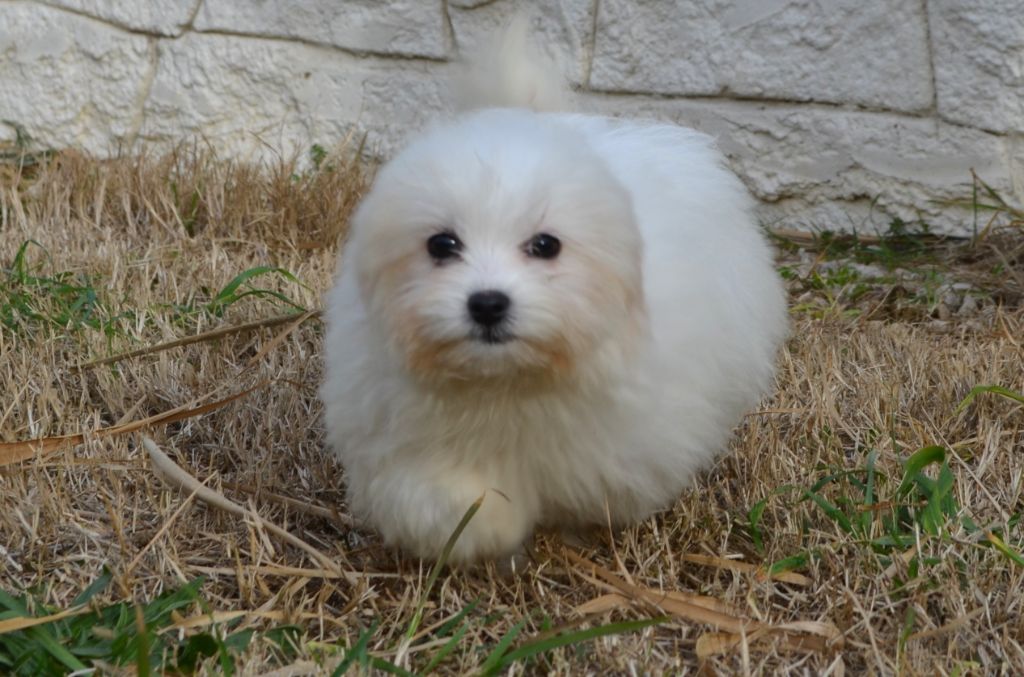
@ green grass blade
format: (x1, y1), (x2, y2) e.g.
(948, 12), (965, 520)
(952, 661), (983, 677)
(26, 624), (88, 673)
(491, 616), (669, 674)
(212, 267), (307, 304)
(0, 588), (29, 615)
(134, 605), (152, 677)
(897, 605), (916, 657)
(986, 532), (1024, 567)
(216, 288), (307, 312)
(331, 621), (377, 677)
(8, 239), (44, 282)
(369, 656), (417, 676)
(404, 494), (484, 643)
(747, 497), (768, 553)
(973, 171), (1021, 216)
(213, 266), (281, 303)
(139, 577), (204, 625)
(71, 570), (113, 607)
(808, 470), (850, 494)
(217, 632), (238, 677)
(430, 599), (480, 641)
(897, 446), (946, 497)
(768, 551), (810, 577)
(0, 587), (89, 672)
(935, 461), (955, 504)
(859, 450), (878, 535)
(477, 617), (529, 675)
(804, 491), (853, 533)
(917, 460), (956, 535)
(422, 618), (473, 674)
(176, 633), (221, 674)
(956, 384), (1024, 414)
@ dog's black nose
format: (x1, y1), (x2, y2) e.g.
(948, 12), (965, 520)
(467, 290), (511, 327)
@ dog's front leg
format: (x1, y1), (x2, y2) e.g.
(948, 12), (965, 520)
(349, 460), (536, 565)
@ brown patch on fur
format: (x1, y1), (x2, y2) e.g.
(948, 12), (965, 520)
(571, 248), (650, 359)
(406, 336), (461, 377)
(360, 249), (463, 378)
(521, 334), (574, 375)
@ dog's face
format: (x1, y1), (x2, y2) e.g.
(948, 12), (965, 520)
(348, 111), (645, 382)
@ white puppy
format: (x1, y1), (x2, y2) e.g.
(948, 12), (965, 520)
(320, 22), (789, 564)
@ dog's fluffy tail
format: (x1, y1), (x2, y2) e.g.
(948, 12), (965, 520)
(455, 13), (571, 113)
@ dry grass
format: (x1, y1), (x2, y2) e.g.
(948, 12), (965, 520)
(1, 145), (1022, 675)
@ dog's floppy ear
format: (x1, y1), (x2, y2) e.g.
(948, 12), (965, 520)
(453, 11), (572, 114)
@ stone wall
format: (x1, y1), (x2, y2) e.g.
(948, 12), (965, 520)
(2, 0), (1022, 235)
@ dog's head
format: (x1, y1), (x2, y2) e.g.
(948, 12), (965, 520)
(348, 110), (645, 383)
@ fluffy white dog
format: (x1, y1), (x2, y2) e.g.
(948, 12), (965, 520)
(321, 21), (789, 564)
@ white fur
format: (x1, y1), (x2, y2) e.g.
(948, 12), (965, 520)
(320, 24), (789, 564)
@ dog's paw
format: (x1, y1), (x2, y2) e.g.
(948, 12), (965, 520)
(443, 486), (534, 565)
(357, 464), (537, 565)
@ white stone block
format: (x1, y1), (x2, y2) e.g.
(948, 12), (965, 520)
(585, 94), (1015, 235)
(193, 0), (449, 59)
(929, 0), (1024, 133)
(44, 0), (197, 36)
(1009, 136), (1024, 202)
(591, 0), (933, 113)
(140, 33), (448, 160)
(0, 4), (153, 154)
(0, 122), (19, 144)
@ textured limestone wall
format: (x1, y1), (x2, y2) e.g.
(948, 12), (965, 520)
(2, 0), (1022, 235)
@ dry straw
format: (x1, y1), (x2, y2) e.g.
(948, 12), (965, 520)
(1, 144), (1022, 673)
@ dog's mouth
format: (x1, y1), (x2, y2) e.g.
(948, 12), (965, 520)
(471, 327), (516, 345)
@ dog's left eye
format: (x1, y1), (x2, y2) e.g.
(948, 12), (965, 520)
(427, 232), (463, 261)
(524, 233), (561, 260)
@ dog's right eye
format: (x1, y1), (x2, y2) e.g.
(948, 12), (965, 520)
(426, 232), (463, 261)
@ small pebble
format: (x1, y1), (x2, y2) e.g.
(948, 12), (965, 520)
(346, 530), (366, 550)
(957, 294), (980, 316)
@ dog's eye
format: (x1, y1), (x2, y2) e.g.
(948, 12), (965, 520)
(426, 232), (462, 261)
(524, 233), (561, 260)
